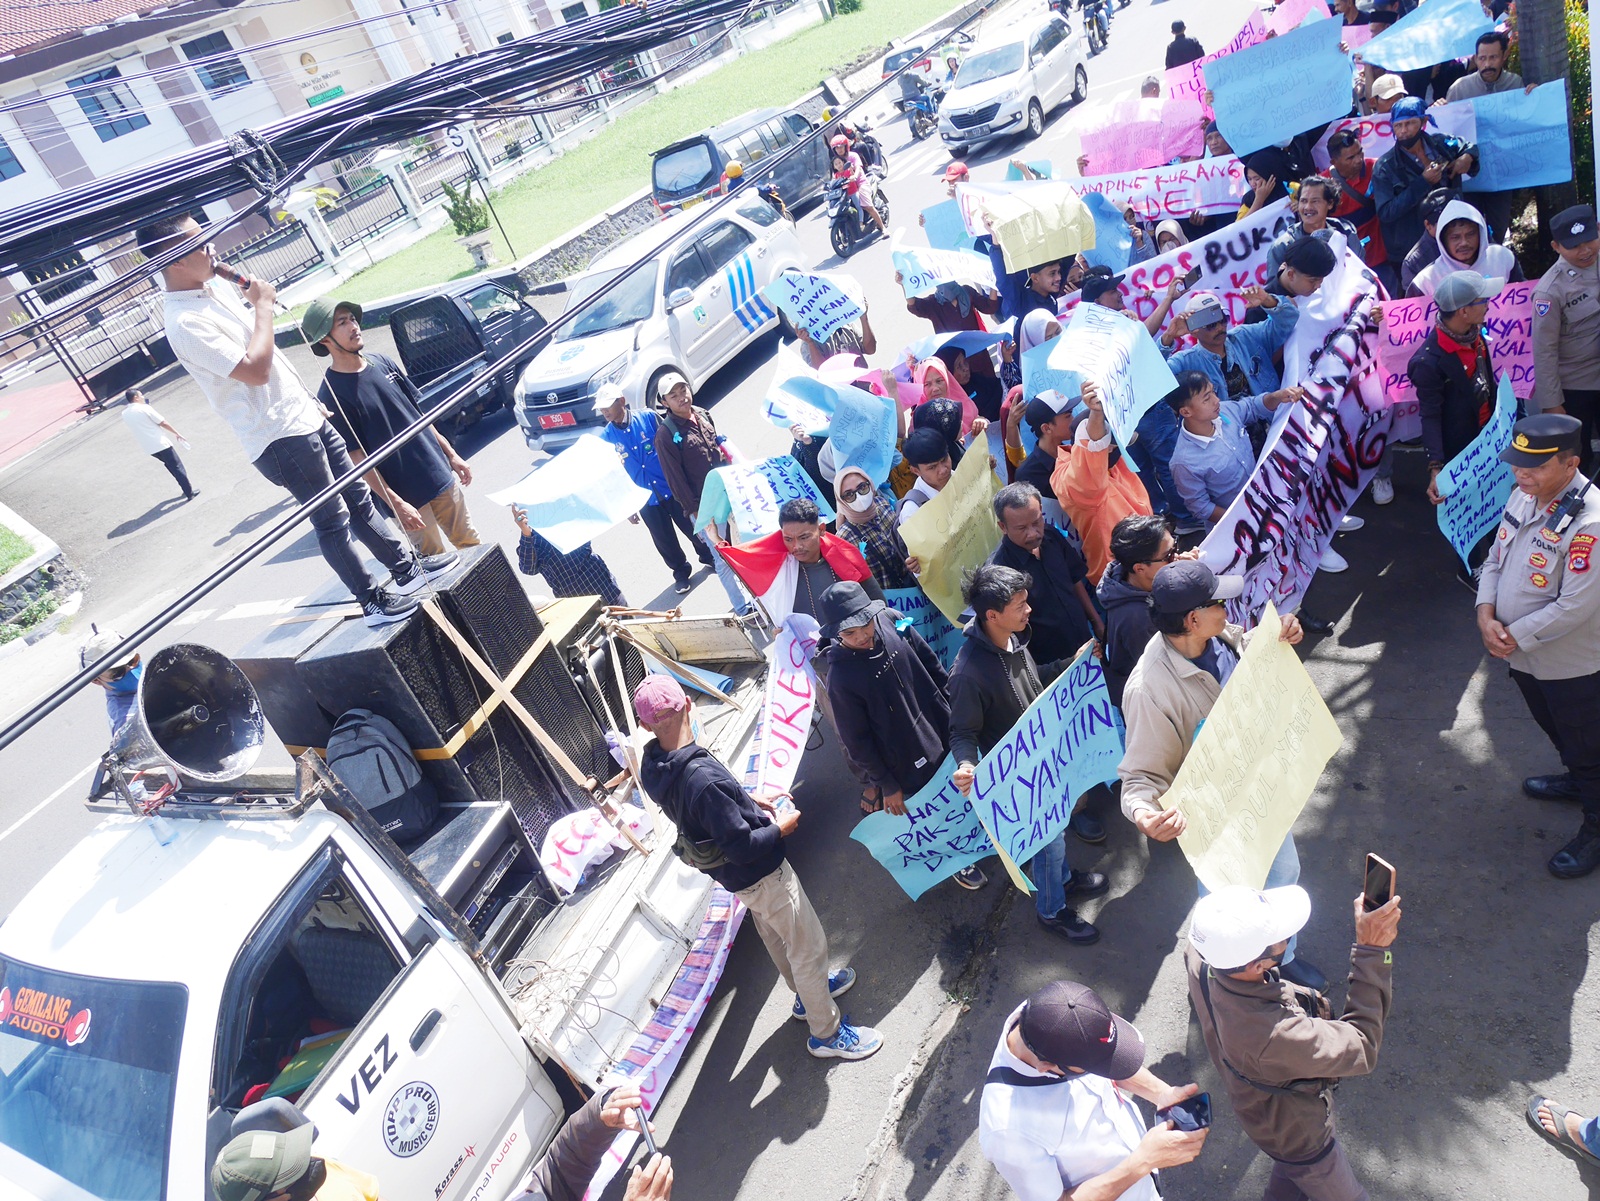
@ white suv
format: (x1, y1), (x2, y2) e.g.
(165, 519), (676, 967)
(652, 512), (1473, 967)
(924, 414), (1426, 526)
(513, 192), (808, 450)
(939, 10), (1088, 154)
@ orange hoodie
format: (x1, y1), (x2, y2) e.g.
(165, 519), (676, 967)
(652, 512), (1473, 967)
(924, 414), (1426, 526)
(1050, 430), (1152, 584)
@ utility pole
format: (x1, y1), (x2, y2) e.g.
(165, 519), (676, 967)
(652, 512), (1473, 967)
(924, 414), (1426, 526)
(1517, 0), (1579, 225)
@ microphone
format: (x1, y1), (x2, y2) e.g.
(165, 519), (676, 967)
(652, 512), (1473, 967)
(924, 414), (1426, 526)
(213, 258), (289, 314)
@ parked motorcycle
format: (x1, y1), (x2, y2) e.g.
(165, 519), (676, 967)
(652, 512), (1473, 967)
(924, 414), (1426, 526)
(826, 170), (890, 259)
(906, 81), (942, 141)
(1082, 0), (1110, 53)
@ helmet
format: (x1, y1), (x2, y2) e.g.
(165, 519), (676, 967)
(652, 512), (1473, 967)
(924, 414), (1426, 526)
(725, 160), (744, 179)
(830, 134), (850, 152)
(820, 106), (834, 122)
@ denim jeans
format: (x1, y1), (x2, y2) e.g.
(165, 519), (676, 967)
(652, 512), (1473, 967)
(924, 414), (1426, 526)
(701, 523), (751, 612)
(253, 422), (409, 602)
(1031, 829), (1069, 919)
(1197, 832), (1302, 964)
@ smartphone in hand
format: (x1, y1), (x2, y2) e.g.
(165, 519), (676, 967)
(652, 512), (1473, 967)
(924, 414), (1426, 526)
(1155, 1092), (1212, 1132)
(1362, 853), (1396, 912)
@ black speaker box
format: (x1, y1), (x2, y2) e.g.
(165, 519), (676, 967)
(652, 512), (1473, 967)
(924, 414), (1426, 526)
(232, 579), (352, 752)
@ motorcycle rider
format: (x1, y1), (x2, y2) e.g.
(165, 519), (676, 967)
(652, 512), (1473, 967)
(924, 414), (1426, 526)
(831, 133), (886, 237)
(1081, 0), (1110, 49)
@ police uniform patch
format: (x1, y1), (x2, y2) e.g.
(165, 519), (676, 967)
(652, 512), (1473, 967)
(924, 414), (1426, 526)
(1529, 551), (1549, 568)
(1499, 525), (1509, 541)
(1540, 528), (1561, 543)
(1536, 299), (1553, 317)
(1531, 572), (1550, 588)
(1571, 533), (1596, 573)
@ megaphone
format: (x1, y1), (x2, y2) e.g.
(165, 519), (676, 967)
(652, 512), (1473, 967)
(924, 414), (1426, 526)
(109, 644), (266, 783)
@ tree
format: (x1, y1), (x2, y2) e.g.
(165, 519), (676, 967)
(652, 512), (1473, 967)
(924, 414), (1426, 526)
(1514, 0), (1582, 226)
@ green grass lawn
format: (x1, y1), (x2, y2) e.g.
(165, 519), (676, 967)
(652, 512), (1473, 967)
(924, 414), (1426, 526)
(0, 524), (32, 577)
(306, 0), (938, 310)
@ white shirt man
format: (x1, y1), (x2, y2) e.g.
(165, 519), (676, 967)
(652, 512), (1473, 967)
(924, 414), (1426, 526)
(119, 391), (197, 500)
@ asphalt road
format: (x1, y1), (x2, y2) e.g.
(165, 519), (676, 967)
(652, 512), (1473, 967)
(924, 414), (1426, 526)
(2, 1), (1598, 1197)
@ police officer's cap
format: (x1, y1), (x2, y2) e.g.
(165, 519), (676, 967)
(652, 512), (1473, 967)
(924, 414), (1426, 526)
(1501, 414), (1583, 468)
(1551, 204), (1598, 249)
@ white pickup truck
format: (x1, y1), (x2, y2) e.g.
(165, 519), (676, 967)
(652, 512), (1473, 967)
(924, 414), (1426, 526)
(0, 615), (767, 1201)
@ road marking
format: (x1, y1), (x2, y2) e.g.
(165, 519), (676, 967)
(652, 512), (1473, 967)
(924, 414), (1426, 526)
(172, 608), (216, 625)
(0, 760), (96, 846)
(219, 596), (304, 621)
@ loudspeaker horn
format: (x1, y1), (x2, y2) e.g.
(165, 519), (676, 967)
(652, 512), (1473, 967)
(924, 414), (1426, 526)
(109, 644), (266, 782)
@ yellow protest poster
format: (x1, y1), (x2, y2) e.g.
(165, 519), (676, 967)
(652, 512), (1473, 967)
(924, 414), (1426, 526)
(981, 185), (1098, 274)
(1172, 602), (1344, 892)
(899, 446), (1002, 625)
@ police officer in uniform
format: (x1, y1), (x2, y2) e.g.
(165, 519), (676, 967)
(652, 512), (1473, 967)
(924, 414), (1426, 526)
(1476, 414), (1600, 878)
(1531, 205), (1600, 476)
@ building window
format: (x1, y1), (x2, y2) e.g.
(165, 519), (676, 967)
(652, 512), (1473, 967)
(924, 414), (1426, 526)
(25, 250), (94, 306)
(496, 31), (515, 44)
(0, 137), (22, 181)
(65, 67), (151, 141)
(561, 2), (588, 21)
(180, 32), (251, 93)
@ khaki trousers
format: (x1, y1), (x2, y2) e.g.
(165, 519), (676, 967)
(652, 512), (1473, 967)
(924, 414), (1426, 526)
(407, 479), (482, 556)
(734, 860), (840, 1041)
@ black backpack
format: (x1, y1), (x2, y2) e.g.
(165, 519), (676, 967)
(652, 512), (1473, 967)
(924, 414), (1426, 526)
(326, 709), (438, 842)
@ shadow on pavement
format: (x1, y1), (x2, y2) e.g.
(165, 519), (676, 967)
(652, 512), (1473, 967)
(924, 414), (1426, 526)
(213, 497), (294, 548)
(107, 496), (187, 539)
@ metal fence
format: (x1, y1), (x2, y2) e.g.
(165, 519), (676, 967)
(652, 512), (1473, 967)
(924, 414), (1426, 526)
(404, 147), (474, 203)
(323, 178), (409, 251)
(232, 219), (323, 288)
(479, 116), (544, 167)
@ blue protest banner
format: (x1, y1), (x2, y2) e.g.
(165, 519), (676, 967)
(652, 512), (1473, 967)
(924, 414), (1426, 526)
(1436, 376), (1516, 567)
(850, 756), (995, 899)
(1021, 334), (1081, 403)
(884, 585), (964, 670)
(1359, 0), (1493, 71)
(1205, 20), (1352, 158)
(906, 329), (1009, 365)
(828, 385), (899, 486)
(893, 241), (998, 299)
(760, 272), (863, 342)
(920, 199), (979, 252)
(970, 646), (1124, 871)
(762, 339), (836, 435)
(1080, 192), (1134, 273)
(488, 435), (652, 553)
(1005, 159), (1055, 180)
(1464, 80), (1573, 193)
(1051, 303), (1177, 470)
(696, 455), (835, 537)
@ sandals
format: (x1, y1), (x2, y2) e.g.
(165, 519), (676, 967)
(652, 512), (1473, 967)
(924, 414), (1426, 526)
(1527, 1095), (1600, 1164)
(860, 786), (883, 815)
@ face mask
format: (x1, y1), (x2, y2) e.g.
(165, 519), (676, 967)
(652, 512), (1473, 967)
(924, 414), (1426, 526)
(1396, 130), (1423, 149)
(846, 492), (875, 513)
(106, 665), (142, 694)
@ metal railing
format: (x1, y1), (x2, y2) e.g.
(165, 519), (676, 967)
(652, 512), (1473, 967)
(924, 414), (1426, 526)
(480, 116), (544, 167)
(323, 178), (409, 251)
(232, 219), (323, 288)
(404, 147), (474, 203)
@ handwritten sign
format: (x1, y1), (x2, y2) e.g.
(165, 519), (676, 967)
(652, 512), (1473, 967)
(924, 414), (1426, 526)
(899, 444), (1002, 624)
(696, 455), (834, 538)
(884, 585), (964, 671)
(921, 199), (979, 251)
(487, 434), (652, 554)
(1060, 158), (1250, 226)
(1266, 0), (1331, 35)
(969, 646), (1123, 874)
(1172, 602), (1344, 892)
(963, 184), (1099, 274)
(1079, 97), (1206, 174)
(1466, 80), (1573, 192)
(1166, 11), (1268, 111)
(1022, 334), (1081, 405)
(1205, 20), (1353, 158)
(762, 339), (837, 435)
(761, 272), (863, 343)
(1360, 0), (1493, 71)
(1081, 192), (1135, 273)
(1437, 376), (1517, 567)
(851, 755), (995, 899)
(891, 236), (997, 298)
(1378, 281), (1534, 434)
(1052, 303), (1176, 464)
(539, 805), (653, 895)
(828, 384), (898, 487)
(750, 616), (820, 801)
(1310, 113), (1393, 170)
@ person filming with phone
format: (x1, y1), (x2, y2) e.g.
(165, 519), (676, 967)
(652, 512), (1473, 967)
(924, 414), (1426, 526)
(978, 980), (1208, 1200)
(1186, 878), (1402, 1201)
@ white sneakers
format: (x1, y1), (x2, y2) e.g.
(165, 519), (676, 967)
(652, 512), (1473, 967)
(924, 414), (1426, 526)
(1372, 476), (1395, 505)
(1319, 546), (1349, 573)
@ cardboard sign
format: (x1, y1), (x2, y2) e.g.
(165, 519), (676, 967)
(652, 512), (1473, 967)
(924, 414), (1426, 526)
(1436, 376), (1517, 567)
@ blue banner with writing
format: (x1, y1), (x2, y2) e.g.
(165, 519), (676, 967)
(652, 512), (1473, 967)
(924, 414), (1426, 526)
(850, 755), (994, 899)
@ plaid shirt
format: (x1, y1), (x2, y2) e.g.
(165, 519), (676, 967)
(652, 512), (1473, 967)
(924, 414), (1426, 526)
(840, 496), (916, 591)
(516, 532), (626, 605)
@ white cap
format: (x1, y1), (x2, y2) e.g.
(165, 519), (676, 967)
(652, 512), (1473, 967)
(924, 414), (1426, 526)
(1189, 885), (1311, 969)
(80, 625), (132, 671)
(1370, 74), (1406, 101)
(655, 371), (690, 401)
(592, 382), (626, 414)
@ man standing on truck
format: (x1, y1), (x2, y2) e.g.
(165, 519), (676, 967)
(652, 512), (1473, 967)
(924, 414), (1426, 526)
(136, 215), (422, 628)
(634, 674), (885, 1061)
(303, 297), (481, 560)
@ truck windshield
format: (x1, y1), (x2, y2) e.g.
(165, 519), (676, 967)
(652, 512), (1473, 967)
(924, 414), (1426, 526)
(0, 956), (186, 1200)
(955, 43), (1023, 87)
(653, 141), (716, 199)
(556, 263), (659, 340)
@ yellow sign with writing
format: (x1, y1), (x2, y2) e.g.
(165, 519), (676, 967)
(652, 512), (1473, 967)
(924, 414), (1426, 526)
(898, 445), (1002, 626)
(1172, 602), (1344, 892)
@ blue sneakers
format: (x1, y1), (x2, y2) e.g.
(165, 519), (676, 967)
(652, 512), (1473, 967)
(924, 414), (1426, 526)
(791, 967), (856, 1020)
(808, 1017), (884, 1061)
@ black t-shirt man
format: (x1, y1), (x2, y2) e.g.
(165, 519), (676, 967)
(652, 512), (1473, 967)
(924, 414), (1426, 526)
(319, 352), (455, 508)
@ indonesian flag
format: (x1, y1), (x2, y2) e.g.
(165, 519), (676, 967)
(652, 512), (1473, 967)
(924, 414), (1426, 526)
(720, 531), (874, 624)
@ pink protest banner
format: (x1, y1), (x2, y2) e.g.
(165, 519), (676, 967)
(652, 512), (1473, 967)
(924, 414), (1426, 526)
(1166, 10), (1268, 114)
(1267, 0), (1332, 36)
(1377, 281), (1534, 439)
(1058, 157), (1247, 224)
(1311, 112), (1394, 169)
(1080, 97), (1206, 173)
(1343, 23), (1374, 50)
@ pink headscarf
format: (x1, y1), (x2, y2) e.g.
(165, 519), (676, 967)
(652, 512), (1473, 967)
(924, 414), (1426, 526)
(913, 358), (978, 434)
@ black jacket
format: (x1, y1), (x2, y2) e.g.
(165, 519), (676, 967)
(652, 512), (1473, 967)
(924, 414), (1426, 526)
(991, 526), (1093, 665)
(1406, 327), (1497, 466)
(1165, 34), (1205, 69)
(1400, 233), (1440, 296)
(1097, 562), (1155, 709)
(948, 621), (1066, 767)
(824, 611), (950, 797)
(639, 739), (783, 892)
(1371, 132), (1477, 272)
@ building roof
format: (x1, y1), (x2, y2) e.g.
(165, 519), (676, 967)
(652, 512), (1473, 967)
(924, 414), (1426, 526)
(0, 1), (155, 57)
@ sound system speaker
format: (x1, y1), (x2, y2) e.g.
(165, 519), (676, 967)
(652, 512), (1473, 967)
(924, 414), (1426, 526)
(233, 581), (350, 752)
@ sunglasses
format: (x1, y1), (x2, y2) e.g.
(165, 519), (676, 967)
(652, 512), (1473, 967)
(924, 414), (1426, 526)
(1140, 547), (1178, 566)
(102, 661), (138, 681)
(838, 482), (872, 502)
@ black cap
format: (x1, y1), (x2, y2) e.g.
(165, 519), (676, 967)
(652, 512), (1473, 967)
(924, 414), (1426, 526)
(1017, 981), (1145, 1078)
(1281, 236), (1338, 278)
(816, 580), (885, 640)
(1081, 271), (1125, 303)
(1024, 395), (1068, 433)
(1149, 559), (1244, 614)
(1500, 414), (1583, 468)
(1552, 205), (1598, 249)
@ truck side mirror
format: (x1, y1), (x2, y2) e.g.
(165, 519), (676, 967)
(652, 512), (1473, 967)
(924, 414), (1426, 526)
(668, 286), (693, 310)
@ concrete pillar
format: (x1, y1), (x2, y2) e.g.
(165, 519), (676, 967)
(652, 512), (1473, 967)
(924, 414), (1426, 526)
(452, 124), (495, 182)
(372, 147), (424, 217)
(284, 191), (340, 263)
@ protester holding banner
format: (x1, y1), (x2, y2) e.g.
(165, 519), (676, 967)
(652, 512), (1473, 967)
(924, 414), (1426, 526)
(1051, 383), (1153, 585)
(1476, 414), (1600, 879)
(905, 280), (1001, 335)
(950, 564), (1108, 943)
(1531, 205), (1600, 476)
(653, 373), (751, 613)
(1265, 177), (1364, 279)
(1017, 396), (1074, 528)
(1408, 200), (1522, 298)
(1165, 368), (1304, 533)
(1119, 562), (1325, 989)
(834, 465), (917, 590)
(1371, 97), (1478, 274)
(989, 483), (1104, 665)
(1327, 131), (1395, 293)
(1097, 515), (1177, 709)
(514, 506), (627, 606)
(1159, 288), (1299, 416)
(635, 674), (884, 1061)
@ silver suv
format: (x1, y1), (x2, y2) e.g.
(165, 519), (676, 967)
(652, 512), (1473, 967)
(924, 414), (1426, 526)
(939, 9), (1089, 153)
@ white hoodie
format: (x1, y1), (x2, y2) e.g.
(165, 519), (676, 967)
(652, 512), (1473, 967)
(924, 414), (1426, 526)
(1409, 199), (1519, 299)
